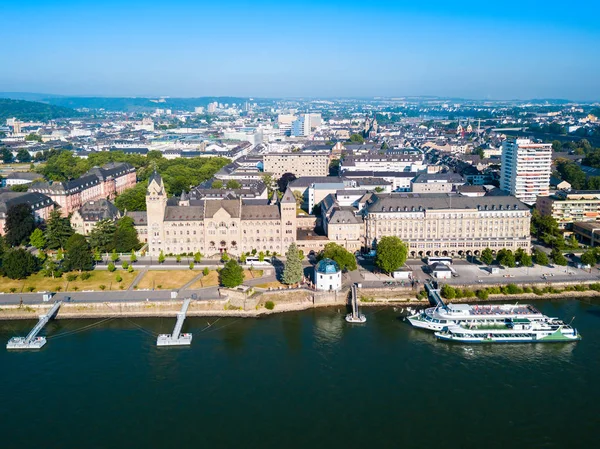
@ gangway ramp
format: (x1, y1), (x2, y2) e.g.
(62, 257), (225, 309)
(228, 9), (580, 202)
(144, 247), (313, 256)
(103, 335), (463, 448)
(425, 282), (446, 308)
(7, 301), (62, 350)
(157, 298), (193, 346)
(345, 284), (366, 323)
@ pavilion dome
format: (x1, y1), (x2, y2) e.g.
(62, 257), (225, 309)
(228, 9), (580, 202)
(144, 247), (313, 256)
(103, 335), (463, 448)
(316, 258), (340, 274)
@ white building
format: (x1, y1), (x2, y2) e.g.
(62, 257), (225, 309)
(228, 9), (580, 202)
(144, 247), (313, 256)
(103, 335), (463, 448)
(277, 114), (296, 135)
(314, 258), (342, 291)
(500, 138), (551, 205)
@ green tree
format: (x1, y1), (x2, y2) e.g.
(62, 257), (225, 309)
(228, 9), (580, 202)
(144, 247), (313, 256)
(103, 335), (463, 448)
(581, 250), (596, 267)
(261, 174), (276, 195)
(110, 249), (119, 262)
(481, 248), (494, 265)
(349, 133), (365, 143)
(113, 216), (140, 252)
(29, 228), (46, 250)
(56, 247), (64, 261)
(520, 253), (532, 267)
(44, 209), (74, 249)
(4, 203), (35, 247)
(375, 236), (407, 273)
(16, 148), (32, 162)
(1, 148), (13, 163)
(211, 180), (224, 189)
(193, 251), (202, 263)
(189, 262), (194, 270)
(2, 248), (39, 279)
(203, 267), (210, 276)
(566, 235), (579, 249)
(496, 249), (516, 268)
(115, 181), (148, 212)
(277, 173), (297, 192)
(225, 180), (241, 189)
(219, 259), (244, 288)
(88, 219), (116, 252)
(41, 257), (61, 279)
(551, 140), (563, 152)
(107, 262), (116, 272)
(441, 284), (456, 299)
(25, 133), (42, 143)
(535, 249), (550, 267)
(320, 242), (357, 271)
(258, 251), (265, 262)
(64, 234), (93, 272)
(158, 250), (165, 264)
(282, 242), (303, 285)
(551, 248), (568, 266)
(130, 250), (137, 263)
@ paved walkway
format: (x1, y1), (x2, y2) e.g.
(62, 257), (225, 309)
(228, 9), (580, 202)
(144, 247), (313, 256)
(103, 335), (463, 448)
(128, 268), (148, 291)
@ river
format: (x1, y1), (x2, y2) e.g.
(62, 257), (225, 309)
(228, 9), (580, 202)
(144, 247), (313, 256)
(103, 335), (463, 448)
(1, 299), (598, 449)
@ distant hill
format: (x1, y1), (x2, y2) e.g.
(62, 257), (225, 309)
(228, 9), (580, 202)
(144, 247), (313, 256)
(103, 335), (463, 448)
(45, 96), (252, 112)
(0, 98), (81, 122)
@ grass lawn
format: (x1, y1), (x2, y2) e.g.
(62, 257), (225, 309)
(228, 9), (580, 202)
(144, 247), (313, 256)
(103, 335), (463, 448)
(0, 270), (136, 293)
(136, 270), (198, 290)
(188, 269), (264, 289)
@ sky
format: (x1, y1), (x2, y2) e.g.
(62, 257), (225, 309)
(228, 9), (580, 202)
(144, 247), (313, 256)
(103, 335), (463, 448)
(1, 0), (599, 100)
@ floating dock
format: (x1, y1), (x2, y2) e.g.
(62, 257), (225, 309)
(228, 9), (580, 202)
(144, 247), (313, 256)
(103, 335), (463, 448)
(7, 301), (62, 350)
(346, 284), (366, 323)
(157, 298), (193, 346)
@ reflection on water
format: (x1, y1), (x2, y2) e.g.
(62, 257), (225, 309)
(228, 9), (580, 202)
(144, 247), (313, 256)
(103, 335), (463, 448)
(0, 299), (598, 449)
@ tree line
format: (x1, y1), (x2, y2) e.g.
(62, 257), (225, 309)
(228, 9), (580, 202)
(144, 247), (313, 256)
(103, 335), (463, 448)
(1, 205), (140, 280)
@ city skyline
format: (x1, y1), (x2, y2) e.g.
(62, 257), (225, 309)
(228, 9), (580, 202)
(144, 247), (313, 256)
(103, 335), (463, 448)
(1, 1), (599, 100)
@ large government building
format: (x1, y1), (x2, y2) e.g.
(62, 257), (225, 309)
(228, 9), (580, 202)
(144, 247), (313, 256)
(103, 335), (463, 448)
(363, 193), (531, 258)
(146, 171), (298, 257)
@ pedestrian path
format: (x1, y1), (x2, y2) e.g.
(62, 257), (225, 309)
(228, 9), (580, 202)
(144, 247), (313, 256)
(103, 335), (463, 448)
(128, 269), (148, 291)
(179, 273), (204, 291)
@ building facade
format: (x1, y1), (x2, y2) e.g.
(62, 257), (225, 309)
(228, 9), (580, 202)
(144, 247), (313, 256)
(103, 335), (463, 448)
(28, 162), (136, 216)
(0, 191), (55, 236)
(146, 171), (298, 257)
(363, 193), (531, 257)
(536, 190), (600, 229)
(500, 138), (551, 205)
(263, 153), (329, 178)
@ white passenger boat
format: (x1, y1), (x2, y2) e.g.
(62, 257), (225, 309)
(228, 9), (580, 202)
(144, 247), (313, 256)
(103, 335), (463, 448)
(434, 318), (581, 344)
(407, 303), (548, 332)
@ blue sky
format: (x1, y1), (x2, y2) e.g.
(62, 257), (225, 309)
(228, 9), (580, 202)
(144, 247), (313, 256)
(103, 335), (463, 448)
(1, 0), (599, 99)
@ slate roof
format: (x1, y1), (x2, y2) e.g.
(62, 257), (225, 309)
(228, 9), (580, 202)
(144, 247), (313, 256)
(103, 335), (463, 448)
(365, 193), (529, 213)
(76, 199), (120, 221)
(0, 192), (54, 218)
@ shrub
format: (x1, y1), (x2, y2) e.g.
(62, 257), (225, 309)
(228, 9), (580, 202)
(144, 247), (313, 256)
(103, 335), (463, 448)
(505, 284), (522, 295)
(589, 283), (600, 291)
(27, 286), (35, 292)
(56, 286), (62, 292)
(189, 262), (194, 270)
(116, 275), (123, 283)
(176, 255), (182, 263)
(157, 284), (162, 289)
(119, 285), (124, 290)
(133, 285), (138, 290)
(441, 284), (456, 299)
(99, 285), (106, 290)
(523, 287), (533, 293)
(128, 265), (134, 273)
(66, 273), (78, 282)
(9, 288), (17, 293)
(107, 263), (116, 272)
(122, 261), (129, 269)
(203, 267), (210, 276)
(462, 289), (475, 298)
(575, 284), (586, 292)
(265, 300), (275, 310)
(476, 289), (489, 300)
(80, 272), (91, 281)
(72, 286), (78, 291)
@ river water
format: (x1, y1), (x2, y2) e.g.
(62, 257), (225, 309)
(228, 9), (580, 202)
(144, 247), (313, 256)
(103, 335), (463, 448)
(1, 299), (598, 449)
